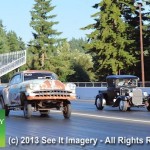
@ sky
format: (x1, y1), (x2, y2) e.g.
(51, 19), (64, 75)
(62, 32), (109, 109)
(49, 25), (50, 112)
(0, 0), (99, 44)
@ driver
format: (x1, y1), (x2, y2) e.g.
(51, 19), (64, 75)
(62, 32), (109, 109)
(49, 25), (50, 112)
(124, 79), (132, 85)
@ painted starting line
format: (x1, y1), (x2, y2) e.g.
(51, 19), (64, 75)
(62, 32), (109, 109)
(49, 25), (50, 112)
(51, 110), (150, 124)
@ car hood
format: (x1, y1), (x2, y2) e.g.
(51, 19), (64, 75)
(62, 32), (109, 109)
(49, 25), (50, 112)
(24, 79), (66, 90)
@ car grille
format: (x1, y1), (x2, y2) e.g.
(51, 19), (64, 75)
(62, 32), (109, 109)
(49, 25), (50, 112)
(33, 90), (72, 97)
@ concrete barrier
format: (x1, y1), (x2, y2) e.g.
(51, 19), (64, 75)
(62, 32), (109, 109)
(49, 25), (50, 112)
(76, 87), (150, 100)
(76, 87), (106, 100)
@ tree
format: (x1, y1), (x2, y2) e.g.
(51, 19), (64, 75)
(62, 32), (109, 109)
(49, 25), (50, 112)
(51, 41), (95, 82)
(28, 0), (63, 70)
(68, 38), (87, 52)
(0, 20), (9, 54)
(123, 1), (150, 80)
(0, 21), (26, 82)
(67, 50), (95, 82)
(49, 41), (74, 81)
(7, 31), (25, 51)
(67, 38), (95, 82)
(82, 0), (137, 81)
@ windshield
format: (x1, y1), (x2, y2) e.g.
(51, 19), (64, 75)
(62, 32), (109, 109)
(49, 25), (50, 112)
(116, 78), (137, 87)
(24, 73), (58, 81)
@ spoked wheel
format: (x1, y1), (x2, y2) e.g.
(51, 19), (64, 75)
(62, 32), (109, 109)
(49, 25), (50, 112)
(24, 101), (32, 119)
(119, 100), (128, 112)
(40, 110), (50, 117)
(147, 101), (150, 111)
(95, 96), (104, 110)
(63, 103), (71, 119)
(147, 106), (150, 111)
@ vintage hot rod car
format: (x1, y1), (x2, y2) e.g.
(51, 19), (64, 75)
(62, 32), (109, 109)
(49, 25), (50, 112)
(95, 75), (150, 111)
(0, 70), (76, 119)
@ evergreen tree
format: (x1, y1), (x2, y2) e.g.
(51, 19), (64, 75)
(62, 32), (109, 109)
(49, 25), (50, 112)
(68, 38), (87, 52)
(7, 31), (25, 51)
(123, 0), (150, 80)
(82, 0), (137, 81)
(28, 0), (63, 70)
(0, 20), (9, 54)
(18, 37), (26, 50)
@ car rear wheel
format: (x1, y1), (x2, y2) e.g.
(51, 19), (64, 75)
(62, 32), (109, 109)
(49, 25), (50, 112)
(95, 96), (104, 110)
(0, 96), (10, 116)
(24, 101), (32, 119)
(0, 97), (4, 109)
(119, 100), (128, 111)
(63, 103), (71, 119)
(5, 106), (10, 116)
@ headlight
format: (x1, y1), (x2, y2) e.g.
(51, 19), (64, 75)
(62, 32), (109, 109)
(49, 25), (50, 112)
(129, 92), (133, 97)
(143, 92), (148, 97)
(27, 84), (40, 91)
(65, 83), (76, 93)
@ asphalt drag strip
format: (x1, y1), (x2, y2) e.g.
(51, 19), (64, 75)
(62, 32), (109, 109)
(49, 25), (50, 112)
(51, 110), (150, 125)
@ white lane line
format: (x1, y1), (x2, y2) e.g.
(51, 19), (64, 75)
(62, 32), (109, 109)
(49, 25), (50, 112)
(51, 110), (150, 124)
(72, 112), (150, 124)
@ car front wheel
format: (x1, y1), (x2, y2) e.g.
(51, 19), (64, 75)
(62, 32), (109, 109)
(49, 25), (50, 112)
(119, 100), (128, 111)
(24, 101), (32, 119)
(147, 106), (150, 111)
(95, 96), (104, 110)
(63, 103), (71, 119)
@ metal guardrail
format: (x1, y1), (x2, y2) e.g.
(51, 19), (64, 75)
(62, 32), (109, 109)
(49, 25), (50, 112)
(74, 82), (107, 87)
(0, 50), (26, 77)
(74, 82), (150, 87)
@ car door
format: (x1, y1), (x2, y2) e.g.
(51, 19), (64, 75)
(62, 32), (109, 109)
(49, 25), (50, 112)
(8, 73), (22, 106)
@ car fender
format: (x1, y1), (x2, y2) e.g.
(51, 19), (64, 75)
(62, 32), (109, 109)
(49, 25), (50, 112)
(1, 87), (11, 106)
(117, 95), (127, 101)
(114, 95), (127, 107)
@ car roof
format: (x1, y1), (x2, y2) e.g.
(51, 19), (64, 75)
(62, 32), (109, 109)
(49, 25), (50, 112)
(14, 70), (54, 75)
(22, 70), (53, 74)
(106, 75), (138, 79)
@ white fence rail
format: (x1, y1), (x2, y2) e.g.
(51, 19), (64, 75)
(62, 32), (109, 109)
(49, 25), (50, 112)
(0, 50), (26, 77)
(74, 82), (150, 87)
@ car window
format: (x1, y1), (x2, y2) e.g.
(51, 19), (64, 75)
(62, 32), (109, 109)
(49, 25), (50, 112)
(107, 79), (115, 87)
(117, 79), (137, 86)
(23, 73), (58, 81)
(10, 74), (22, 85)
